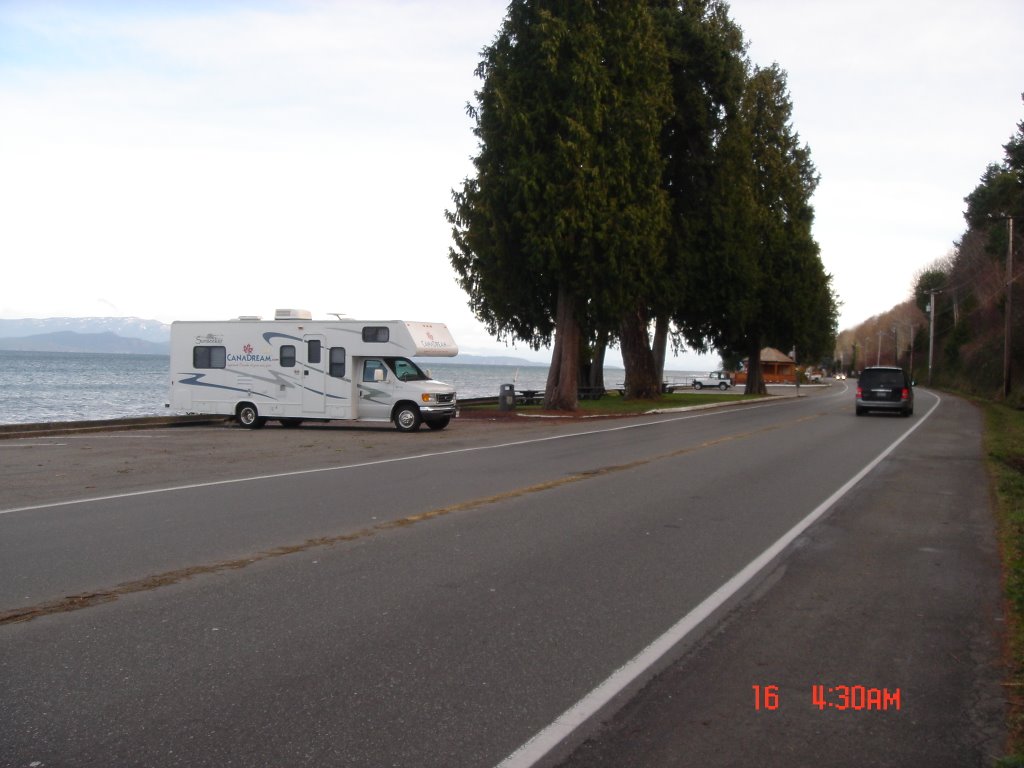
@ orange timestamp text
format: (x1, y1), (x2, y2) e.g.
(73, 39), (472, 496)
(752, 684), (902, 711)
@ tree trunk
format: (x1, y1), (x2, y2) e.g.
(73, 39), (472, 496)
(545, 318), (563, 403)
(619, 307), (660, 399)
(652, 316), (669, 385)
(544, 285), (580, 410)
(744, 338), (766, 395)
(590, 328), (608, 390)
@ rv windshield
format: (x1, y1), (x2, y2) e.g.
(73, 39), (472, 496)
(385, 357), (429, 382)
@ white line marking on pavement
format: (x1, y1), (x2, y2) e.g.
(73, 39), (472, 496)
(0, 443), (67, 448)
(494, 392), (941, 768)
(0, 399), (792, 516)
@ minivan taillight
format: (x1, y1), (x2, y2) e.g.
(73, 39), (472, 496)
(856, 386), (863, 398)
(901, 388), (909, 401)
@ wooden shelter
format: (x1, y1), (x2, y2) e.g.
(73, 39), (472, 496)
(732, 347), (796, 385)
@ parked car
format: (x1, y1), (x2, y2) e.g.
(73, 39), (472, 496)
(691, 371), (733, 390)
(855, 366), (914, 417)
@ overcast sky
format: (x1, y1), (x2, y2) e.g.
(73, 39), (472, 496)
(1, 1), (1021, 366)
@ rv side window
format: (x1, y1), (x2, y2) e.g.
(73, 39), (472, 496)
(280, 345), (296, 368)
(329, 347), (346, 378)
(307, 339), (322, 364)
(363, 359), (387, 382)
(362, 326), (389, 343)
(193, 346), (226, 369)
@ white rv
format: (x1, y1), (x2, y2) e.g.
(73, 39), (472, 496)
(169, 310), (458, 431)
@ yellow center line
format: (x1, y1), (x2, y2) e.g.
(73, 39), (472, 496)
(0, 412), (822, 626)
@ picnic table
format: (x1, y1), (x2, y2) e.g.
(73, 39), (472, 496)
(514, 388), (606, 405)
(516, 389), (542, 405)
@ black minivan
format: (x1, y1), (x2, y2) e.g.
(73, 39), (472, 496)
(855, 366), (914, 417)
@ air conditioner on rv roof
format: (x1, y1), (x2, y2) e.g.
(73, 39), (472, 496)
(275, 309), (313, 320)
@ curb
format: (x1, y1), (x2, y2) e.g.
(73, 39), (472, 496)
(0, 415), (230, 440)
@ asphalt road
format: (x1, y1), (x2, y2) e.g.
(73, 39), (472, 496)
(0, 385), (1005, 767)
(553, 389), (1005, 767)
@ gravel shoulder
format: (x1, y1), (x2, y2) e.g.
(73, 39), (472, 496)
(0, 412), (610, 510)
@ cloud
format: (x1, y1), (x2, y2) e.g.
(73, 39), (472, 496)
(2, 0), (1022, 353)
(0, 1), (508, 326)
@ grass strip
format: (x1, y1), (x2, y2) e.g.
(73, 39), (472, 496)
(462, 390), (755, 416)
(986, 402), (1024, 765)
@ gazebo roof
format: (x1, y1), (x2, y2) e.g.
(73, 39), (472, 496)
(760, 347), (794, 363)
(741, 347), (794, 365)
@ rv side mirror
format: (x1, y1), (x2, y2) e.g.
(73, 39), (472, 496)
(374, 368), (386, 383)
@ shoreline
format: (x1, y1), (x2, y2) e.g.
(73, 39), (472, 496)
(0, 386), (819, 439)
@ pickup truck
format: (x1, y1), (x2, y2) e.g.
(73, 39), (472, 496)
(691, 371), (733, 390)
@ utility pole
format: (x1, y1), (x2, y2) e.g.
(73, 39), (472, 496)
(876, 330), (883, 366)
(793, 345), (799, 397)
(928, 289), (942, 386)
(1005, 216), (1014, 398)
(907, 324), (916, 382)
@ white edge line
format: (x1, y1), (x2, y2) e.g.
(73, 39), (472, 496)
(0, 399), (788, 516)
(494, 391), (941, 768)
(0, 443), (68, 448)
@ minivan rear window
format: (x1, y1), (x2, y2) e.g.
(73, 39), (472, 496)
(860, 370), (905, 387)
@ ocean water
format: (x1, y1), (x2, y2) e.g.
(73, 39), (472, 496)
(0, 351), (701, 425)
(0, 351), (171, 424)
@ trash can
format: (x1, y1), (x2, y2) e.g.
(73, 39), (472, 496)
(499, 383), (516, 411)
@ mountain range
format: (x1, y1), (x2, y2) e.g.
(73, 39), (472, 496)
(0, 317), (171, 344)
(0, 330), (169, 355)
(0, 318), (171, 354)
(0, 317), (543, 365)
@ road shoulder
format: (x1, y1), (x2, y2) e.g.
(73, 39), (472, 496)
(557, 392), (1007, 767)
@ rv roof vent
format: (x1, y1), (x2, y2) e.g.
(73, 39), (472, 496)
(275, 308), (313, 321)
(236, 315), (262, 321)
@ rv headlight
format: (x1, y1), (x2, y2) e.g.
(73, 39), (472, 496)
(421, 393), (433, 403)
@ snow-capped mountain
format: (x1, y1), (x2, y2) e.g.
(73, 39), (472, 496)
(0, 317), (170, 344)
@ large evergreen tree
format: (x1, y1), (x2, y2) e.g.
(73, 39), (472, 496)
(678, 63), (833, 394)
(658, 0), (755, 374)
(746, 65), (836, 391)
(739, 65), (833, 392)
(964, 102), (1024, 261)
(447, 0), (671, 409)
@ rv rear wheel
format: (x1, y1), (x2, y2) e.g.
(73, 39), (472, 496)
(393, 404), (422, 432)
(280, 418), (303, 428)
(237, 403), (266, 429)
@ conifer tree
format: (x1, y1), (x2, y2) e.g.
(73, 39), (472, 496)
(675, 61), (834, 394)
(656, 0), (752, 380)
(447, 0), (671, 408)
(738, 64), (833, 393)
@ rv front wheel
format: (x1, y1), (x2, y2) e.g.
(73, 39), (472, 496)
(237, 403), (266, 429)
(426, 417), (450, 431)
(393, 404), (422, 432)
